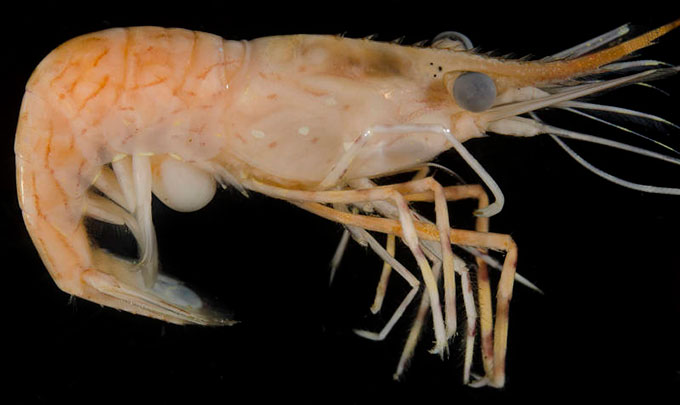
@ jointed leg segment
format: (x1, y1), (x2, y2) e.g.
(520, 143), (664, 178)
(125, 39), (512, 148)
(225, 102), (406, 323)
(332, 179), (490, 384)
(344, 225), (420, 342)
(370, 232), (395, 314)
(245, 176), (516, 387)
(403, 183), (489, 384)
(299, 197), (516, 387)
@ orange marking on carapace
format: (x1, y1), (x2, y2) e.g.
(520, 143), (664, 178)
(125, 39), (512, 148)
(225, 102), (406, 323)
(78, 75), (109, 111)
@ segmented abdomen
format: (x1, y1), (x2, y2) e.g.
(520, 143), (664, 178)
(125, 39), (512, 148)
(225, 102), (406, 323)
(18, 27), (246, 183)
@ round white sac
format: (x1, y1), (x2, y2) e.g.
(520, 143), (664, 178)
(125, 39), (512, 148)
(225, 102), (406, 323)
(152, 157), (216, 212)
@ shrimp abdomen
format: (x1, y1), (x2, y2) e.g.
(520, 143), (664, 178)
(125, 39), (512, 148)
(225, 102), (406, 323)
(15, 27), (243, 324)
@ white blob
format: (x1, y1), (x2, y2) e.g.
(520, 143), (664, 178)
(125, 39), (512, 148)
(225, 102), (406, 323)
(298, 126), (310, 136)
(152, 157), (216, 212)
(251, 129), (265, 138)
(323, 96), (337, 106)
(152, 275), (203, 309)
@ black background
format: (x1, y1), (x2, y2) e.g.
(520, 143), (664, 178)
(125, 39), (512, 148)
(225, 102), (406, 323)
(2, 2), (680, 402)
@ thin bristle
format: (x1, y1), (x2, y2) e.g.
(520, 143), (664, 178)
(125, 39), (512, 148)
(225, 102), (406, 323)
(600, 60), (672, 72)
(557, 100), (680, 132)
(550, 134), (680, 195)
(559, 106), (680, 156)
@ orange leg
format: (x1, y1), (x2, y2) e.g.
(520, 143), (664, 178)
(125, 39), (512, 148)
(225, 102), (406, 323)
(294, 199), (516, 388)
(244, 177), (516, 387)
(370, 232), (396, 314)
(399, 184), (490, 384)
(346, 179), (488, 383)
(245, 177), (451, 353)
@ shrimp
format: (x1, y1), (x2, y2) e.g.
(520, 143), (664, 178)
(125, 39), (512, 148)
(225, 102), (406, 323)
(13, 20), (680, 389)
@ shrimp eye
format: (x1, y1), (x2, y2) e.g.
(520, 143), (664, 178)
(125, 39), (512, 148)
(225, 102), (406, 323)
(452, 71), (496, 112)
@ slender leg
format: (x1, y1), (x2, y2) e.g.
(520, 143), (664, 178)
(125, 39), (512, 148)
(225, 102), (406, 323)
(315, 123), (505, 217)
(84, 192), (141, 241)
(92, 165), (133, 212)
(111, 155), (136, 214)
(130, 155), (159, 288)
(467, 188), (495, 383)
(488, 244), (518, 388)
(247, 176), (470, 344)
(295, 200), (517, 388)
(329, 204), (371, 286)
(289, 184), (514, 387)
(370, 233), (395, 314)
(427, 179), (458, 339)
(367, 178), (459, 340)
(252, 178), (452, 352)
(245, 177), (515, 386)
(90, 155), (160, 288)
(455, 256), (478, 385)
(327, 199), (435, 347)
(407, 183), (494, 383)
(368, 166), (429, 314)
(331, 202), (421, 342)
(356, 180), (489, 382)
(346, 226), (419, 342)
(329, 228), (351, 285)
(394, 248), (442, 379)
(391, 191), (448, 354)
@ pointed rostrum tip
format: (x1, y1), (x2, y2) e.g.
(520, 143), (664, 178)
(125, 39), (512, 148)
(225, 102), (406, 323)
(533, 17), (680, 84)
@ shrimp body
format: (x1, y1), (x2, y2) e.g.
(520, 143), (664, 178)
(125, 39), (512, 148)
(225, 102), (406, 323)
(15, 27), (493, 312)
(15, 22), (680, 387)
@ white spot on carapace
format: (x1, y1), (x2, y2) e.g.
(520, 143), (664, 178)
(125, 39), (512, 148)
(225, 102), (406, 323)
(298, 126), (310, 136)
(251, 130), (265, 139)
(169, 153), (183, 161)
(324, 96), (337, 106)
